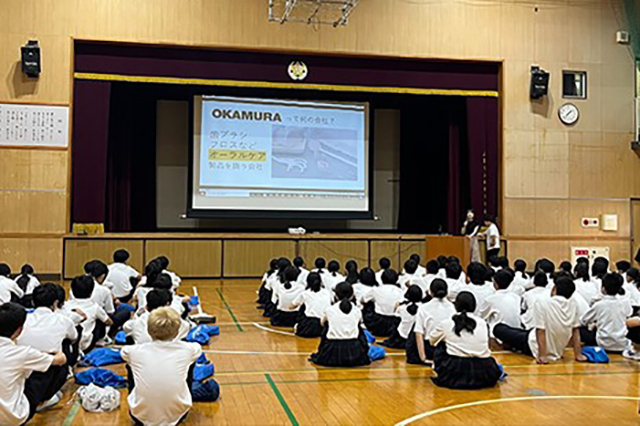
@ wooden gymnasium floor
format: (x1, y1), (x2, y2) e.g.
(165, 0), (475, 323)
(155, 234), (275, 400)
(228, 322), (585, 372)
(35, 279), (640, 426)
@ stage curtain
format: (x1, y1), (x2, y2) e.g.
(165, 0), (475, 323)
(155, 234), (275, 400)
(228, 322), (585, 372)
(105, 84), (157, 232)
(71, 80), (111, 225)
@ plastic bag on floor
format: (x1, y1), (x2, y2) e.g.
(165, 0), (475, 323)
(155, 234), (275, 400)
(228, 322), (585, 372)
(77, 383), (121, 413)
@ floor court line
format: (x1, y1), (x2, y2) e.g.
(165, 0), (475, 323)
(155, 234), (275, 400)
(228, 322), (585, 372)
(215, 289), (244, 331)
(265, 373), (300, 426)
(252, 323), (297, 336)
(394, 395), (639, 425)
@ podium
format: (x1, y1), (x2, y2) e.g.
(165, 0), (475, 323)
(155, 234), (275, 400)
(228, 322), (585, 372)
(425, 235), (470, 267)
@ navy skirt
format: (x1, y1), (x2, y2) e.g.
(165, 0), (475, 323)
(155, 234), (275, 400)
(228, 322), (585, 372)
(257, 285), (272, 307)
(363, 311), (400, 337)
(380, 329), (407, 349)
(405, 331), (435, 365)
(431, 345), (501, 390)
(295, 312), (324, 338)
(310, 330), (371, 367)
(263, 300), (276, 318)
(270, 310), (298, 327)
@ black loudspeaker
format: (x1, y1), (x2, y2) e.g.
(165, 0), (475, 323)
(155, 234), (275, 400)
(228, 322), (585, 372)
(530, 66), (549, 99)
(21, 40), (41, 78)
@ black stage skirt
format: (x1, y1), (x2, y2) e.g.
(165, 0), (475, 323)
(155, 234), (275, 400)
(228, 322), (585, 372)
(405, 330), (435, 365)
(270, 310), (298, 327)
(380, 329), (407, 349)
(363, 311), (401, 337)
(310, 330), (371, 367)
(295, 312), (323, 338)
(431, 345), (501, 390)
(257, 285), (272, 308)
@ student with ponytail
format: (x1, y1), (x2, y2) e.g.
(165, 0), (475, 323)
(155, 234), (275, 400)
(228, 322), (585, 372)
(380, 285), (422, 349)
(310, 282), (371, 367)
(270, 266), (304, 327)
(291, 272), (332, 337)
(322, 260), (345, 291)
(257, 258), (279, 309)
(361, 269), (404, 337)
(15, 264), (40, 307)
(263, 258), (292, 318)
(428, 291), (502, 389)
(344, 260), (359, 285)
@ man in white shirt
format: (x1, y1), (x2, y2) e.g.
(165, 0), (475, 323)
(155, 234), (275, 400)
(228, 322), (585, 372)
(122, 307), (202, 426)
(494, 277), (587, 364)
(465, 262), (496, 316)
(443, 262), (465, 302)
(64, 276), (113, 352)
(0, 264), (24, 304)
(482, 269), (522, 334)
(108, 249), (141, 303)
(0, 303), (68, 425)
(481, 215), (501, 260)
(399, 260), (428, 295)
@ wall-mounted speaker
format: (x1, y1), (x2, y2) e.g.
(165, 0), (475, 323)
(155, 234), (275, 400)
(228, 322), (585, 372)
(21, 40), (41, 78)
(530, 66), (549, 100)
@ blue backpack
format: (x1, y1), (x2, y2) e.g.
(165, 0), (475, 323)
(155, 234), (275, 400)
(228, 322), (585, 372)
(186, 325), (220, 345)
(582, 346), (609, 363)
(368, 345), (386, 361)
(114, 331), (127, 345)
(79, 348), (124, 367)
(191, 380), (220, 402)
(193, 363), (215, 382)
(75, 368), (127, 389)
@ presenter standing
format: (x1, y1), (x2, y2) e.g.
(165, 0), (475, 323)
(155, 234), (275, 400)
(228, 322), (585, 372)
(461, 209), (481, 263)
(481, 215), (501, 261)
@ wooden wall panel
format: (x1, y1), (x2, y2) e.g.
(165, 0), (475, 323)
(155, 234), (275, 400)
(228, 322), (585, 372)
(0, 238), (62, 274)
(298, 240), (369, 271)
(63, 239), (143, 278)
(223, 240), (296, 277)
(369, 240), (427, 271)
(145, 240), (222, 278)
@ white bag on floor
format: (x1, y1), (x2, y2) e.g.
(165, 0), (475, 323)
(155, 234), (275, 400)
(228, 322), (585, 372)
(77, 383), (121, 413)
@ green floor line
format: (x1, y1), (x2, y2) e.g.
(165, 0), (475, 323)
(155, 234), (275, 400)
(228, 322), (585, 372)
(266, 373), (299, 426)
(61, 402), (81, 426)
(216, 289), (243, 331)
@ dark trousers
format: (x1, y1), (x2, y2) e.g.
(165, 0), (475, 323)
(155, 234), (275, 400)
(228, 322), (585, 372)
(579, 326), (597, 346)
(486, 248), (500, 261)
(493, 323), (533, 356)
(108, 306), (132, 338)
(23, 365), (68, 422)
(61, 327), (82, 367)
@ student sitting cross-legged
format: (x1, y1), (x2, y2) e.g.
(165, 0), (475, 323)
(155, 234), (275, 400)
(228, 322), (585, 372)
(122, 307), (203, 426)
(0, 302), (68, 425)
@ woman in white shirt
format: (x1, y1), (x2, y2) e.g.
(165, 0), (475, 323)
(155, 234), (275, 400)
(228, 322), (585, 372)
(361, 269), (404, 337)
(310, 282), (371, 367)
(380, 285), (422, 349)
(406, 279), (456, 365)
(270, 266), (304, 328)
(481, 215), (501, 260)
(429, 291), (502, 389)
(292, 273), (332, 338)
(257, 258), (278, 309)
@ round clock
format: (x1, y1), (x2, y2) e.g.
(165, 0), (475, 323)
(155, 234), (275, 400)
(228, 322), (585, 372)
(558, 103), (579, 125)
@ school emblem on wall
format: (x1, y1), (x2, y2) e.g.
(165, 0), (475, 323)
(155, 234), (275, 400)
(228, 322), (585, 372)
(287, 61), (308, 81)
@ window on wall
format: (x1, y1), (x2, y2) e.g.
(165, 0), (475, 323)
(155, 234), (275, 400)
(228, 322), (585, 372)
(562, 71), (587, 99)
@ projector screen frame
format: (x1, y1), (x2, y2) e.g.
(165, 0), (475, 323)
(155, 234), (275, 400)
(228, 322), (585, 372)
(186, 93), (374, 220)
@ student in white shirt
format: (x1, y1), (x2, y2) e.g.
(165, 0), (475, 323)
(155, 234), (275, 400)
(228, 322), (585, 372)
(481, 215), (501, 260)
(17, 284), (78, 359)
(361, 269), (405, 337)
(465, 262), (496, 316)
(344, 260), (359, 286)
(322, 260), (345, 292)
(590, 259), (608, 295)
(270, 266), (304, 327)
(293, 256), (310, 285)
(483, 269), (522, 333)
(108, 249), (141, 303)
(85, 260), (131, 341)
(511, 260), (531, 294)
(0, 264), (24, 305)
(424, 260), (440, 290)
(292, 272), (332, 338)
(399, 260), (428, 296)
(436, 256), (448, 278)
(64, 275), (113, 352)
(380, 285), (422, 349)
(123, 289), (191, 345)
(312, 257), (327, 276)
(257, 258), (279, 308)
(494, 277), (586, 364)
(0, 303), (68, 425)
(620, 266), (640, 309)
(408, 253), (427, 276)
(580, 273), (632, 352)
(264, 258), (294, 318)
(375, 257), (391, 285)
(14, 264), (40, 307)
(156, 256), (181, 290)
(407, 279), (456, 365)
(572, 263), (598, 307)
(429, 291), (502, 389)
(443, 261), (464, 302)
(617, 260), (631, 281)
(122, 307), (204, 426)
(351, 267), (378, 306)
(521, 272), (552, 329)
(310, 282), (371, 367)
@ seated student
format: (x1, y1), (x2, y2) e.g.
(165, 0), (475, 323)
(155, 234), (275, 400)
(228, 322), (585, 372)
(535, 258), (556, 287)
(494, 277), (586, 364)
(399, 260), (428, 295)
(482, 269), (522, 332)
(617, 260), (631, 281)
(138, 273), (188, 319)
(108, 249), (141, 303)
(123, 289), (191, 344)
(496, 256), (510, 271)
(351, 267), (378, 305)
(487, 256), (501, 273)
(293, 256), (310, 284)
(424, 260), (440, 289)
(344, 260), (359, 285)
(443, 261), (464, 302)
(580, 273), (632, 352)
(133, 261), (163, 311)
(155, 256), (181, 290)
(449, 256), (467, 285)
(464, 262), (495, 316)
(436, 255), (448, 278)
(409, 253), (427, 276)
(310, 282), (370, 367)
(257, 258), (279, 308)
(64, 275), (113, 352)
(312, 257), (327, 275)
(292, 272), (332, 338)
(322, 260), (345, 291)
(52, 284), (82, 366)
(572, 263), (597, 306)
(559, 261), (573, 276)
(521, 272), (552, 329)
(375, 257), (392, 285)
(407, 279), (456, 365)
(510, 260), (530, 295)
(271, 266), (304, 327)
(627, 267), (640, 292)
(263, 258), (292, 318)
(620, 266), (640, 309)
(0, 264), (24, 304)
(429, 291), (502, 389)
(0, 303), (68, 425)
(122, 307), (203, 426)
(362, 269), (405, 337)
(14, 264), (40, 308)
(17, 284), (78, 366)
(591, 258), (609, 294)
(85, 260), (131, 340)
(380, 285), (422, 349)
